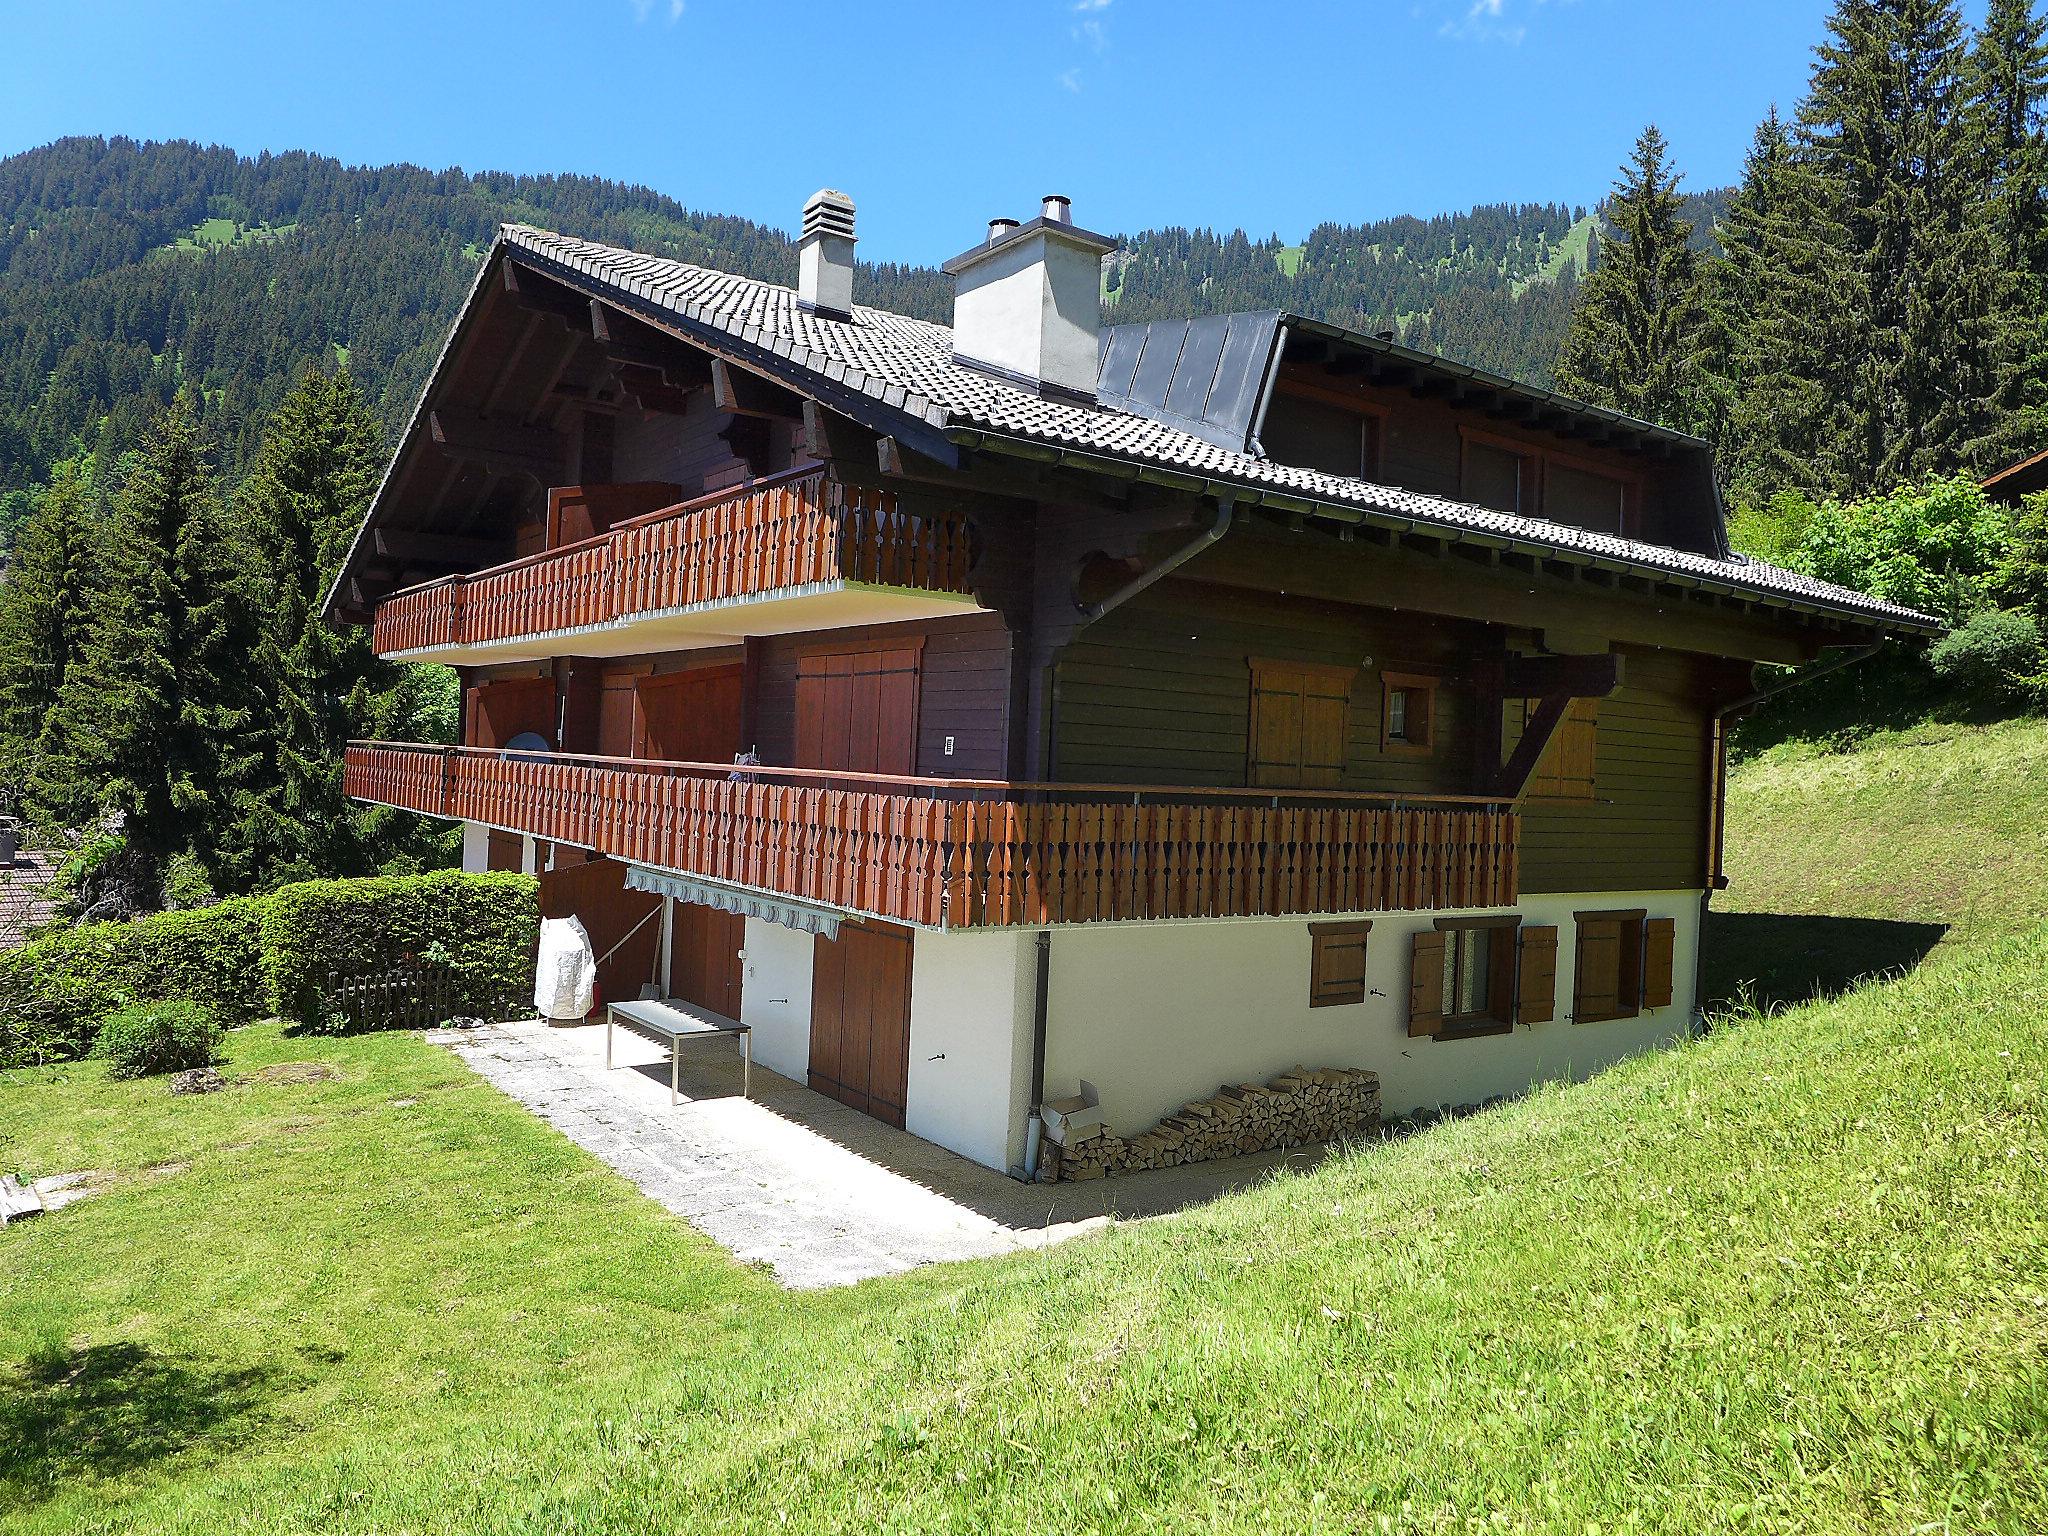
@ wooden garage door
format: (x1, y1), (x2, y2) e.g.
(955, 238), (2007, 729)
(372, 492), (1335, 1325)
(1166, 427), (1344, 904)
(669, 902), (744, 1019)
(795, 645), (920, 775)
(808, 921), (913, 1127)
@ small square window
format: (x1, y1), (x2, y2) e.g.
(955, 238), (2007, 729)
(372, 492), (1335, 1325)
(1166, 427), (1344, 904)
(1381, 670), (1438, 756)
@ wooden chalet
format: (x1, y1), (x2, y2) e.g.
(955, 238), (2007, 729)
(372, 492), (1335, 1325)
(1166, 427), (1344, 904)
(330, 190), (1936, 1173)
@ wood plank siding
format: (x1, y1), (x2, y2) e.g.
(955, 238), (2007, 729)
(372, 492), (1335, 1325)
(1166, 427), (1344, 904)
(1507, 649), (1711, 894)
(1053, 580), (1472, 799)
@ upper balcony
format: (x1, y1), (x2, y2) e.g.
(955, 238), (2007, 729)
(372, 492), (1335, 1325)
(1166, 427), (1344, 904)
(345, 742), (1520, 930)
(370, 468), (980, 664)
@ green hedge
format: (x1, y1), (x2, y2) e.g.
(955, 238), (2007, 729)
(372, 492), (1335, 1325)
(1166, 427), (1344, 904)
(263, 870), (539, 1033)
(0, 898), (267, 1068)
(0, 871), (538, 1069)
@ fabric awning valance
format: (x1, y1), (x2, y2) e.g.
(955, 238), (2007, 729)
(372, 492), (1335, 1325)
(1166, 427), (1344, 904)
(623, 866), (845, 940)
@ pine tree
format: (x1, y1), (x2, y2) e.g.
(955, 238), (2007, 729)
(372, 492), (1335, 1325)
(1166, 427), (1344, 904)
(1968, 0), (2048, 465)
(0, 461), (100, 822)
(1706, 111), (1857, 502)
(235, 367), (393, 884)
(1554, 126), (1711, 432)
(37, 395), (262, 903)
(1800, 0), (2003, 487)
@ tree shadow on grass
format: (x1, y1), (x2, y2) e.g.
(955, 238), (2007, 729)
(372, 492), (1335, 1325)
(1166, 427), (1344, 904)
(0, 1340), (278, 1509)
(1702, 910), (1949, 1014)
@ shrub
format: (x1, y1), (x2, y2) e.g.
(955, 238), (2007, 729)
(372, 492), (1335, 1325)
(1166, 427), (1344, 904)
(1928, 609), (2047, 705)
(0, 898), (266, 1069)
(95, 1000), (222, 1080)
(0, 871), (538, 1068)
(262, 870), (537, 1032)
(1771, 475), (2014, 624)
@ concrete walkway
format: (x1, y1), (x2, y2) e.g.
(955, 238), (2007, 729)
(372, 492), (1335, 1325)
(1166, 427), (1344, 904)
(434, 1018), (1333, 1289)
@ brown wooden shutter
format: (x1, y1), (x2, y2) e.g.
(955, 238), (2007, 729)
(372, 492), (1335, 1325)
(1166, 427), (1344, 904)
(1574, 918), (1622, 1022)
(1309, 921), (1371, 1007)
(1525, 697), (1598, 800)
(1250, 660), (1352, 788)
(796, 645), (921, 774)
(1515, 925), (1558, 1024)
(1642, 918), (1676, 1009)
(1408, 928), (1445, 1037)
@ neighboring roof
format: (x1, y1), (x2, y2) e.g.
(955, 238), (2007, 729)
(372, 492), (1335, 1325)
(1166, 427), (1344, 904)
(1981, 445), (2048, 503)
(365, 224), (1939, 633)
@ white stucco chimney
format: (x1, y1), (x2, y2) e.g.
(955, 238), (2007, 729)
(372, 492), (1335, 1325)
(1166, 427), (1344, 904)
(798, 188), (856, 321)
(943, 194), (1117, 402)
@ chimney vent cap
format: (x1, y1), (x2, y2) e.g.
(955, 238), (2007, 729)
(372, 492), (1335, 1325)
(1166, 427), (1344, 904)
(801, 188), (857, 243)
(1041, 194), (1073, 224)
(987, 217), (1022, 245)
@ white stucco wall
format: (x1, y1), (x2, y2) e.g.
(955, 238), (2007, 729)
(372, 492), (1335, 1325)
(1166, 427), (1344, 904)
(738, 916), (816, 1083)
(904, 929), (1037, 1173)
(460, 820), (489, 873)
(1041, 891), (1702, 1134)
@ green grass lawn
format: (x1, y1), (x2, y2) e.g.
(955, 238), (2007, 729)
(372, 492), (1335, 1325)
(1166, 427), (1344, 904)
(5, 723), (2048, 1532)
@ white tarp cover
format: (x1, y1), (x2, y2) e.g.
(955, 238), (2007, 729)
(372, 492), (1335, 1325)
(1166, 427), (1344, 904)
(534, 915), (596, 1022)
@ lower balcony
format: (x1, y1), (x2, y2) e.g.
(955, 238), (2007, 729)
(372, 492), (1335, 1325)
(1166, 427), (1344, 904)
(346, 743), (1520, 929)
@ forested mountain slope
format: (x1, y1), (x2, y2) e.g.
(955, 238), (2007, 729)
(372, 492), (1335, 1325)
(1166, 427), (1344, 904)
(0, 136), (1722, 513)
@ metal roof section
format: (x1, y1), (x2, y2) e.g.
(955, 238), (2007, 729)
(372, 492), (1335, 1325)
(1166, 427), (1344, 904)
(1096, 312), (1286, 453)
(334, 224), (1940, 635)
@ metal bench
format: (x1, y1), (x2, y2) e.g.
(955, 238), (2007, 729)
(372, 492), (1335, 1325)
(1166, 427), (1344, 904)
(605, 997), (752, 1105)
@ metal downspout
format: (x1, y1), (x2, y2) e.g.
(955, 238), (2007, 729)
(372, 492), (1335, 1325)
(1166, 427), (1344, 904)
(1080, 496), (1235, 624)
(1019, 929), (1053, 1182)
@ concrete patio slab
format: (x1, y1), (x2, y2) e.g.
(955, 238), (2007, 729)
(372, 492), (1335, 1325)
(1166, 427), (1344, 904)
(433, 1017), (1339, 1288)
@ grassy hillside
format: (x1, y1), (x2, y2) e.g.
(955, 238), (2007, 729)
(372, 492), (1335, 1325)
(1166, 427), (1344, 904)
(4, 723), (2043, 1533)
(1706, 716), (2048, 1007)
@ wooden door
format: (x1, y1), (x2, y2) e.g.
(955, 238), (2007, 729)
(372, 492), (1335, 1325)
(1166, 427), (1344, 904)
(669, 902), (745, 1019)
(795, 645), (920, 775)
(538, 859), (663, 1010)
(469, 677), (557, 749)
(485, 829), (525, 873)
(808, 921), (913, 1126)
(638, 666), (745, 764)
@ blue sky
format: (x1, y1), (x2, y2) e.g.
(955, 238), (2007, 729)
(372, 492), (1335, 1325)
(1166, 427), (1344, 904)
(0, 1), (1990, 264)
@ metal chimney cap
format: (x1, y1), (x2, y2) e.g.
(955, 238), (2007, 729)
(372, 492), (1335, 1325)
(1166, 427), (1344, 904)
(987, 217), (1022, 245)
(801, 188), (857, 243)
(1041, 194), (1073, 224)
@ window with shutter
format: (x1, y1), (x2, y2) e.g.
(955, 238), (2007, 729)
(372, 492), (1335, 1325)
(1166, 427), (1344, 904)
(1249, 659), (1354, 788)
(1522, 697), (1598, 800)
(1415, 915), (1520, 1038)
(1515, 925), (1558, 1024)
(1309, 921), (1371, 1007)
(1573, 909), (1647, 1022)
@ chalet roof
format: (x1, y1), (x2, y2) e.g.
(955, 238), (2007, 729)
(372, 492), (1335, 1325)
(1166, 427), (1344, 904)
(376, 224), (1939, 633)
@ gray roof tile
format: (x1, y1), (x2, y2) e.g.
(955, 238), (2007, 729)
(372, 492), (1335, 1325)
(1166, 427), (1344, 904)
(499, 225), (1936, 632)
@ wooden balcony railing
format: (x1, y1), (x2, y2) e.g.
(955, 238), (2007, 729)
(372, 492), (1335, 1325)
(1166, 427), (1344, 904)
(346, 743), (1520, 928)
(370, 468), (974, 656)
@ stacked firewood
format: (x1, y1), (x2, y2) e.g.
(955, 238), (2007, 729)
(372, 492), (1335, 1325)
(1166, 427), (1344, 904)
(1037, 1066), (1380, 1182)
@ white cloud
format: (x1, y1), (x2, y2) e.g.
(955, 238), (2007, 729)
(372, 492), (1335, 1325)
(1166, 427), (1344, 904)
(627, 0), (683, 24)
(1071, 0), (1113, 11)
(670, 0), (685, 17)
(1438, 0), (1565, 45)
(1058, 66), (1084, 93)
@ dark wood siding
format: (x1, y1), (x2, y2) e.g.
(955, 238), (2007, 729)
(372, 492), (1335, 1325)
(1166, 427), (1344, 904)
(751, 612), (1012, 777)
(1511, 648), (1711, 894)
(611, 391), (758, 495)
(1051, 579), (1474, 797)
